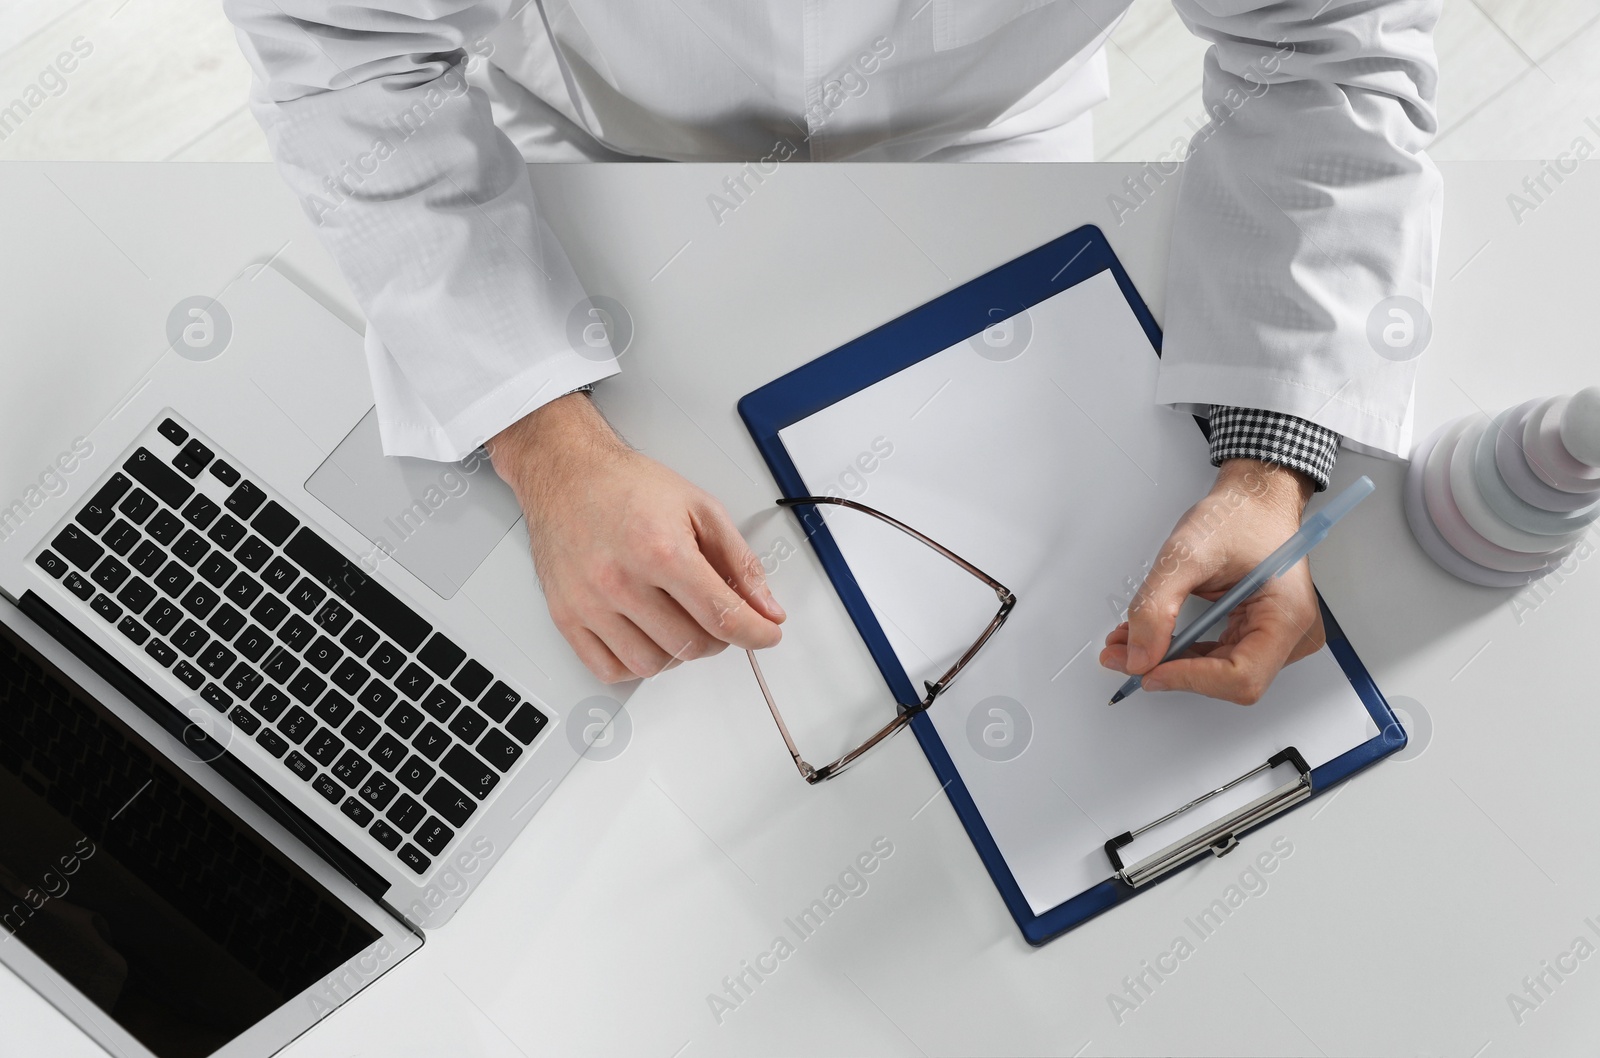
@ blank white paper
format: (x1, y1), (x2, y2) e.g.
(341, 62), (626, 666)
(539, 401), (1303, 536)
(779, 269), (1379, 915)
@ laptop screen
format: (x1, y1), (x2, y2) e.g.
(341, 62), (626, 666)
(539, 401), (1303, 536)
(0, 616), (381, 1058)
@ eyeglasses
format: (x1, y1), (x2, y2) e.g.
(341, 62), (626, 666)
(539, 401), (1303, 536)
(747, 496), (1016, 784)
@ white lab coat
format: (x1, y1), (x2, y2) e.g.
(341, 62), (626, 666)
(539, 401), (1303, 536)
(225, 0), (1441, 463)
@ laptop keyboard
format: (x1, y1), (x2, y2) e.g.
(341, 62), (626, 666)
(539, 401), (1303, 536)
(31, 416), (549, 877)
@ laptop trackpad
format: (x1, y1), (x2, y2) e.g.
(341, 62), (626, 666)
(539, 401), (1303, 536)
(305, 409), (524, 600)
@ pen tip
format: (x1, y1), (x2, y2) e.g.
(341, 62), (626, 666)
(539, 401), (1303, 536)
(1107, 693), (1123, 706)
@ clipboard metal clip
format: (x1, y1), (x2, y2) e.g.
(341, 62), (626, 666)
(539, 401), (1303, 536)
(1104, 747), (1312, 889)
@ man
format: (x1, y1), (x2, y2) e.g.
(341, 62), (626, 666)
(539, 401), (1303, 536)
(224, 0), (1440, 704)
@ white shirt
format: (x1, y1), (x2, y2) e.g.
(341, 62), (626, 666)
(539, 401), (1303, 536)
(224, 0), (1442, 463)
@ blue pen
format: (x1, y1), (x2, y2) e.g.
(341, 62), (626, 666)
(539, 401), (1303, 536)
(1107, 475), (1375, 705)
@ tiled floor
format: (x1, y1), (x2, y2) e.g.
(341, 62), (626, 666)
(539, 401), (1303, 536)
(0, 0), (1596, 162)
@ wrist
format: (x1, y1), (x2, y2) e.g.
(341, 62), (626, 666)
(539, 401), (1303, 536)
(1214, 457), (1313, 516)
(487, 392), (626, 501)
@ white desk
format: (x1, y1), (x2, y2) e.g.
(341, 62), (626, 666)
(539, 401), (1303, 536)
(2, 161), (1597, 1057)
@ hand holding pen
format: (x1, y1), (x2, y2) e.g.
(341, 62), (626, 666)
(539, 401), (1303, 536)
(1100, 470), (1375, 706)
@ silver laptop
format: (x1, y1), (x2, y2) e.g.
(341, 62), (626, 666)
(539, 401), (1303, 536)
(0, 262), (628, 1057)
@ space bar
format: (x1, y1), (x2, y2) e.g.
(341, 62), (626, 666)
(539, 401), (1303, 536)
(284, 529), (431, 652)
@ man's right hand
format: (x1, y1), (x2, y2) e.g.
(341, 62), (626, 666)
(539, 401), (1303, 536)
(486, 392), (785, 683)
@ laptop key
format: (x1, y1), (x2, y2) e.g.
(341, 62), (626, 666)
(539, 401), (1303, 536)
(386, 794), (426, 832)
(339, 619), (379, 658)
(315, 599), (352, 634)
(91, 556), (130, 593)
(35, 550), (67, 580)
(172, 620), (208, 657)
(225, 480), (267, 520)
(441, 745), (499, 800)
(228, 705), (261, 734)
(89, 593), (122, 624)
(146, 509), (183, 546)
(477, 729), (522, 773)
(422, 685), (459, 723)
(312, 774), (342, 803)
(358, 774), (398, 811)
(116, 617), (151, 646)
(256, 728), (289, 758)
(370, 733), (406, 771)
(397, 844), (430, 875)
(314, 689), (355, 727)
(200, 683), (232, 712)
(207, 513), (246, 550)
(418, 633), (466, 679)
(412, 722), (449, 761)
(206, 603), (245, 641)
(198, 552), (236, 588)
(450, 660), (492, 701)
(179, 583), (220, 620)
(103, 520), (140, 556)
(154, 562), (194, 598)
(251, 685), (291, 723)
(64, 572), (94, 601)
(285, 750), (316, 780)
(175, 439), (214, 479)
(304, 635), (342, 674)
(145, 639), (178, 667)
(209, 459), (240, 487)
(116, 576), (156, 615)
(447, 707), (487, 745)
(223, 663), (263, 700)
(506, 703), (549, 745)
(342, 711), (381, 750)
(118, 488), (157, 525)
(262, 557), (298, 592)
(395, 756), (435, 795)
(182, 494), (220, 530)
(397, 663), (432, 702)
(234, 624), (272, 662)
(415, 817), (454, 856)
(480, 681), (519, 723)
(224, 572), (264, 609)
(52, 525), (104, 571)
(78, 474), (132, 534)
(173, 661), (205, 690)
(306, 728), (344, 767)
(173, 529), (210, 567)
(263, 645), (298, 684)
(158, 418), (188, 446)
(235, 535), (273, 572)
(278, 615), (315, 652)
(251, 594), (289, 631)
(369, 819), (402, 851)
(386, 702), (424, 739)
(146, 600), (182, 636)
(129, 540), (165, 577)
(252, 501), (299, 546)
(368, 641), (404, 679)
(356, 678), (396, 716)
(288, 578), (327, 615)
(287, 669), (327, 706)
(125, 449), (193, 508)
(422, 777), (476, 827)
(278, 705), (316, 743)
(332, 750), (372, 787)
(198, 643), (236, 679)
(332, 658), (368, 695)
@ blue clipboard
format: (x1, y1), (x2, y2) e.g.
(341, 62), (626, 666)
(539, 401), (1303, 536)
(738, 224), (1405, 945)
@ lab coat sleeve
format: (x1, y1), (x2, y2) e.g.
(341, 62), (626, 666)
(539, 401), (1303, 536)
(224, 0), (619, 462)
(1157, 0), (1443, 459)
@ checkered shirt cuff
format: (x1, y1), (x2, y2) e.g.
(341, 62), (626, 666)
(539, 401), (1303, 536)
(1207, 405), (1340, 493)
